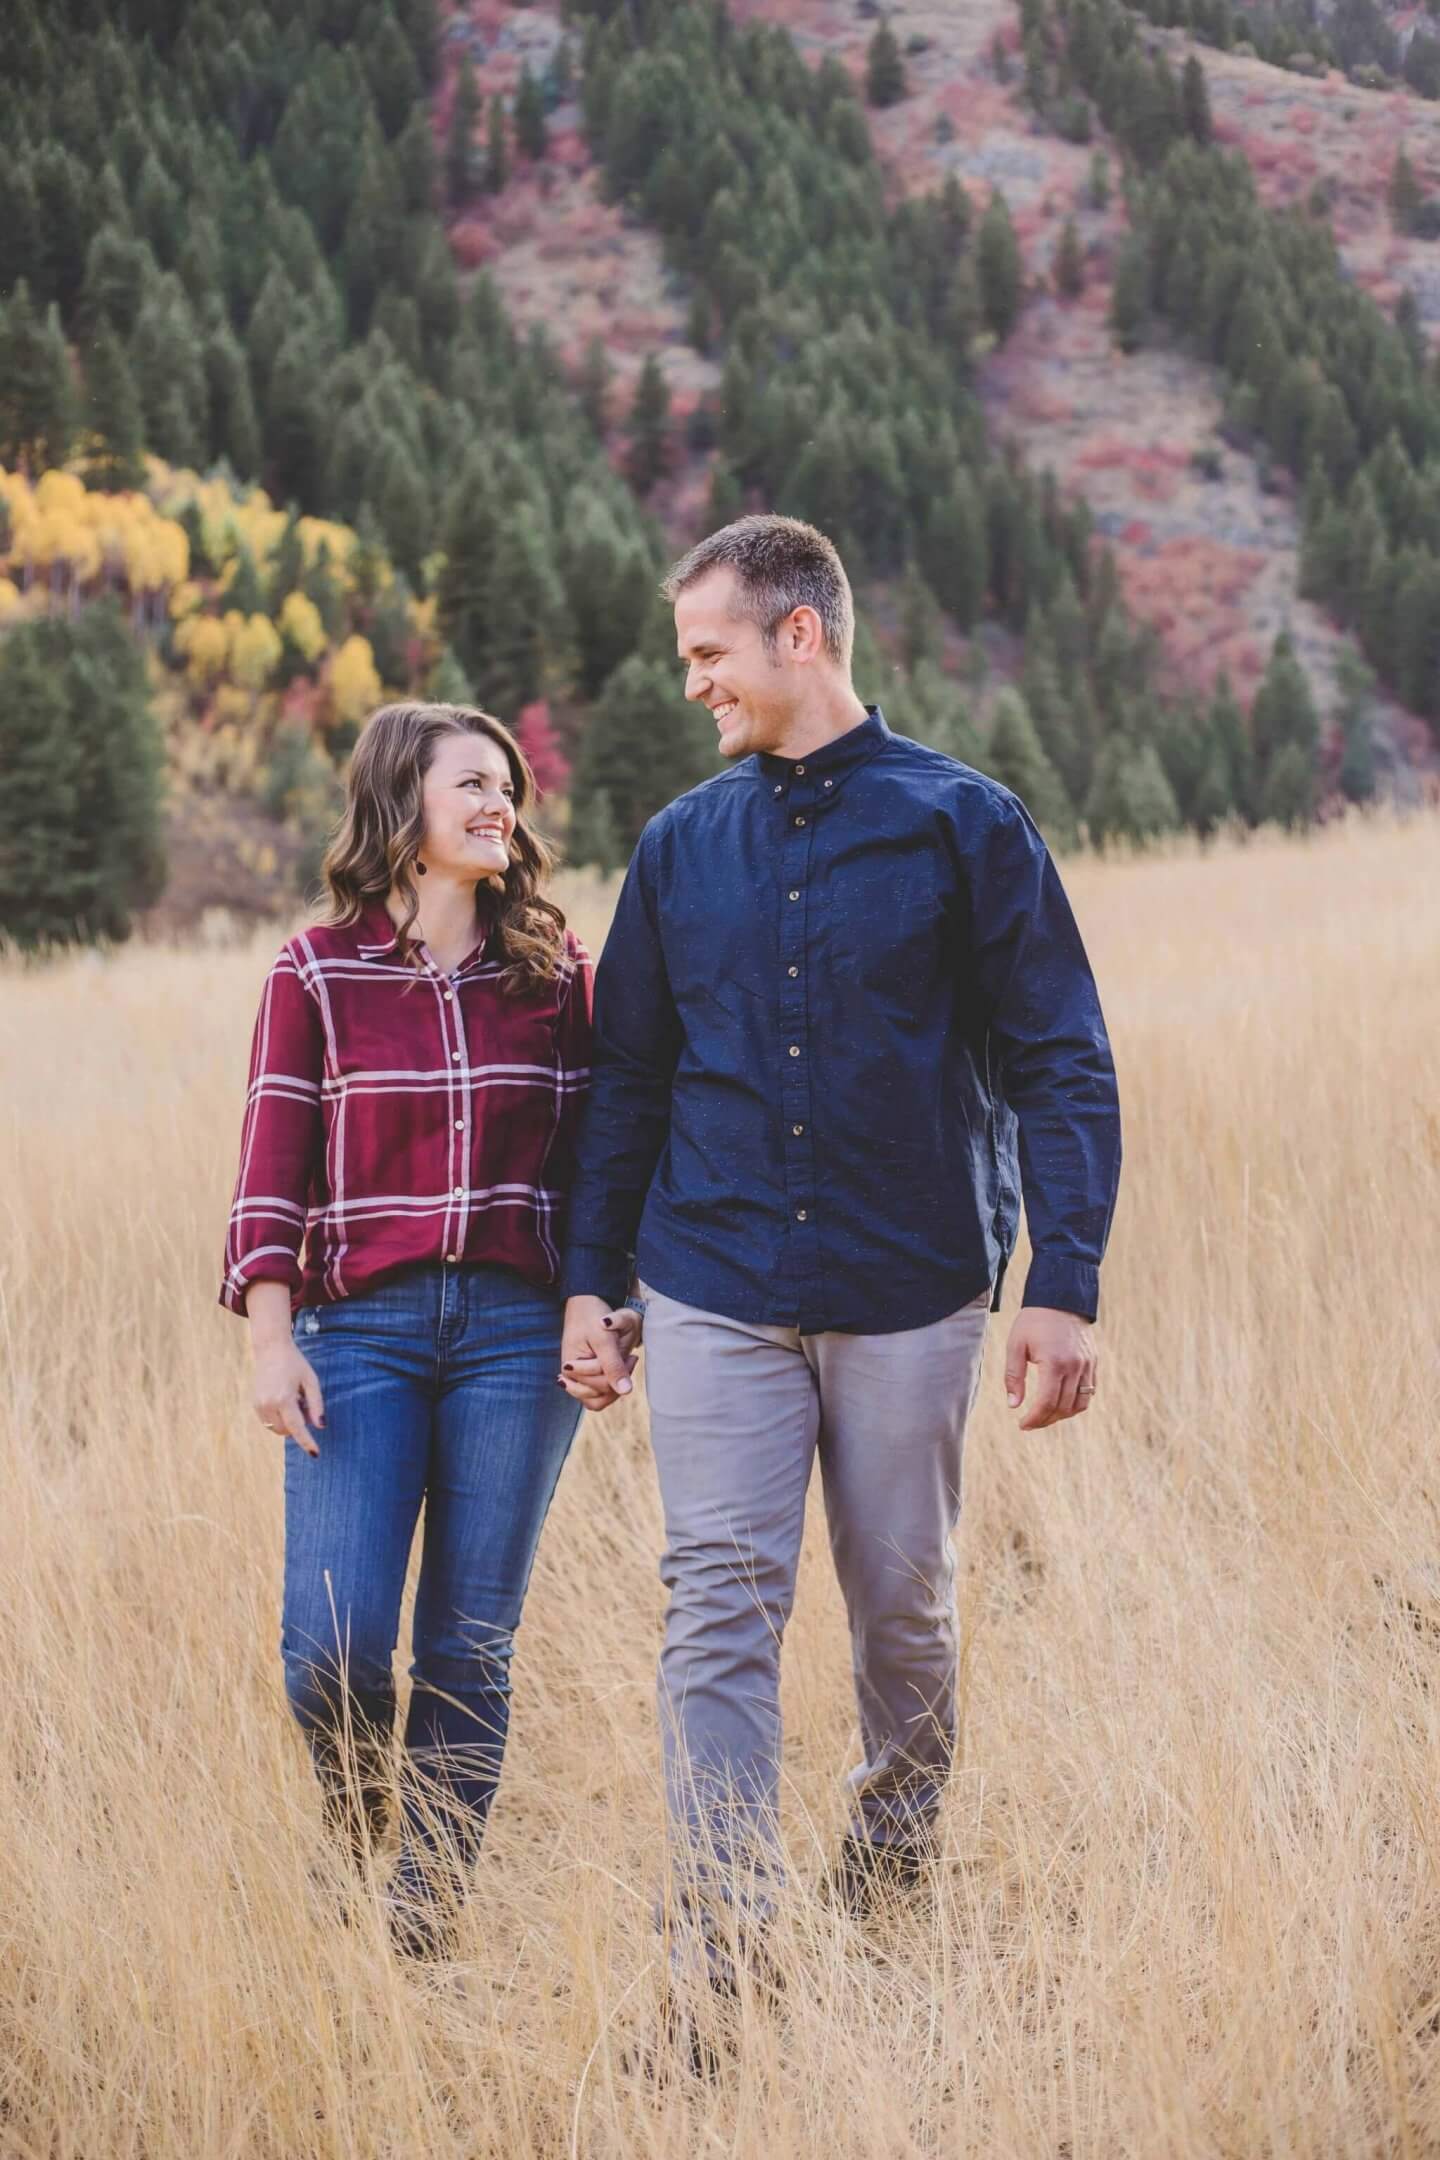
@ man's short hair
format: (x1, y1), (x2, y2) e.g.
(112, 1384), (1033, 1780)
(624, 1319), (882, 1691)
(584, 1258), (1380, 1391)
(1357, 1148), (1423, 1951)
(661, 514), (855, 669)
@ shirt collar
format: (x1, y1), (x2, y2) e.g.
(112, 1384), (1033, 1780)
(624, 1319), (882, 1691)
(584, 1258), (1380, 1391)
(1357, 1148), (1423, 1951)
(355, 897), (406, 958)
(755, 704), (890, 786)
(354, 896), (491, 973)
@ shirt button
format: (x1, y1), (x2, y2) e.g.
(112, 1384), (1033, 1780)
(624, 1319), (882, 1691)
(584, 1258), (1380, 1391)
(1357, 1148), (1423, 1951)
(793, 1123), (804, 1135)
(824, 780), (833, 789)
(789, 1045), (800, 1057)
(796, 1208), (808, 1221)
(795, 764), (806, 775)
(454, 1119), (463, 1130)
(451, 1050), (461, 1061)
(453, 1185), (463, 1196)
(774, 784), (782, 796)
(444, 990), (454, 1001)
(789, 889), (800, 901)
(446, 1252), (457, 1263)
(795, 816), (806, 827)
(788, 966), (798, 978)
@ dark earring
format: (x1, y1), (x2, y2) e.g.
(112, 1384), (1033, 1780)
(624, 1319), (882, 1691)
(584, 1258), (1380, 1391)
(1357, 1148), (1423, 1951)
(415, 859), (427, 876)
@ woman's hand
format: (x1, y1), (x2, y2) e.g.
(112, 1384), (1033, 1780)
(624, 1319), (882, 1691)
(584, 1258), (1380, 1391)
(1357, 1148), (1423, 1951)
(246, 1281), (324, 1457)
(558, 1298), (643, 1413)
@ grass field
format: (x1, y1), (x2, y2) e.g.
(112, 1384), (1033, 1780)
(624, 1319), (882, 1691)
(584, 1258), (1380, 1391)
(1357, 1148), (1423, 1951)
(3, 814), (1438, 2157)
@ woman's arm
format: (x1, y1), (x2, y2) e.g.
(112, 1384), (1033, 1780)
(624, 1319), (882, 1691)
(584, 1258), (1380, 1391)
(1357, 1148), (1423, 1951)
(220, 944), (325, 1317)
(221, 946), (328, 1457)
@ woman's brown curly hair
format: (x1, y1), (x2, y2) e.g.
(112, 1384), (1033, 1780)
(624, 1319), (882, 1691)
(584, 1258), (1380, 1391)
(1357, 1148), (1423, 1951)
(318, 703), (566, 994)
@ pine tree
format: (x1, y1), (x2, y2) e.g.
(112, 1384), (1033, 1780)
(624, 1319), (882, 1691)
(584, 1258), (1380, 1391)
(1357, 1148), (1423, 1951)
(1392, 555), (1440, 716)
(476, 504), (568, 715)
(366, 8), (422, 140)
(0, 164), (44, 313)
(1207, 672), (1256, 824)
(1389, 146), (1423, 234)
(1054, 218), (1084, 299)
(982, 689), (1074, 836)
(627, 353), (671, 495)
(267, 507), (306, 610)
(446, 55), (480, 205)
(578, 334), (613, 434)
(436, 449), (497, 685)
(0, 282), (73, 473)
(80, 324), (145, 491)
(1258, 741), (1314, 828)
(866, 21), (908, 107)
(1084, 734), (1181, 844)
(1110, 235), (1148, 352)
(570, 653), (717, 861)
(228, 541), (265, 617)
(899, 563), (943, 669)
(515, 63), (548, 159)
(977, 191), (1023, 342)
(1088, 148), (1110, 209)
(0, 604), (166, 948)
(204, 325), (262, 478)
(921, 487), (989, 630)
(708, 457), (744, 526)
(1181, 53), (1212, 141)
(484, 93), (510, 195)
(1251, 632), (1319, 794)
(1335, 647), (1378, 805)
(562, 491), (657, 696)
(377, 444), (432, 589)
(80, 227), (152, 340)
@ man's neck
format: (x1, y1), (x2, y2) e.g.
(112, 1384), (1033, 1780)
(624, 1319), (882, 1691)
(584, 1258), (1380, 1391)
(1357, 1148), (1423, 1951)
(766, 684), (871, 764)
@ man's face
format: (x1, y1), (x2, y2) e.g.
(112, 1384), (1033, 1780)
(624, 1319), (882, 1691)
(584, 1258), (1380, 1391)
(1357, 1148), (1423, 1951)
(674, 568), (799, 760)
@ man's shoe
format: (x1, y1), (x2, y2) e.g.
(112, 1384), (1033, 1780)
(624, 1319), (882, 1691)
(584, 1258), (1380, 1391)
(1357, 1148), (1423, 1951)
(823, 1830), (935, 1917)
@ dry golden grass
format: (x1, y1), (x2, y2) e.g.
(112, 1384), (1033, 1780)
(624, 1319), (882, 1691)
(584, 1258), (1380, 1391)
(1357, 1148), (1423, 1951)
(3, 817), (1439, 2157)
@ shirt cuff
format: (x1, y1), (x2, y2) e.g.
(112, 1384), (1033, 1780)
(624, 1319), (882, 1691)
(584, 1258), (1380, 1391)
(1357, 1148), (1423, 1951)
(1021, 1256), (1100, 1324)
(218, 1261), (301, 1319)
(558, 1242), (632, 1310)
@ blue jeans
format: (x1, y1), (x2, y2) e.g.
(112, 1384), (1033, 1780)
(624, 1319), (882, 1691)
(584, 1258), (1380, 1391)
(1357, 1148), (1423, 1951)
(282, 1262), (580, 1906)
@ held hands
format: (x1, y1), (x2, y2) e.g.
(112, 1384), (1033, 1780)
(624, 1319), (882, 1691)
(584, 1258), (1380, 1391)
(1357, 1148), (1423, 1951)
(1003, 1306), (1099, 1431)
(559, 1296), (644, 1413)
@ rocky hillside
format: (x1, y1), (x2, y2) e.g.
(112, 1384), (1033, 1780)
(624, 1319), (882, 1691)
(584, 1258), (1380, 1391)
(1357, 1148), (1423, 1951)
(434, 0), (1439, 786)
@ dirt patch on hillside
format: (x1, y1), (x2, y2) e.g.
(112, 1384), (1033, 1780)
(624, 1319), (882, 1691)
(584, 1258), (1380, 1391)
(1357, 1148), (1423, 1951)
(438, 0), (718, 416)
(734, 0), (1416, 743)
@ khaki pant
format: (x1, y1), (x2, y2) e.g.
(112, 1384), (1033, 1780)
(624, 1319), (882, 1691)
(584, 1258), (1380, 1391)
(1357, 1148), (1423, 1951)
(637, 1277), (990, 1907)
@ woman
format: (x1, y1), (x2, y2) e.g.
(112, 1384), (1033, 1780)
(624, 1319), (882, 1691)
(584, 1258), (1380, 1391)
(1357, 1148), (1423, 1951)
(219, 702), (638, 1957)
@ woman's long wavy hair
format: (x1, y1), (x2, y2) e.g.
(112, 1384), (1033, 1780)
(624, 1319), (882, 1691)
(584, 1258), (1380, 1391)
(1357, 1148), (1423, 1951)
(318, 703), (566, 994)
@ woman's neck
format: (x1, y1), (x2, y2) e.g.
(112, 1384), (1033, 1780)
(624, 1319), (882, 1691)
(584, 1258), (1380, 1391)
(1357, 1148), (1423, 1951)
(386, 878), (486, 974)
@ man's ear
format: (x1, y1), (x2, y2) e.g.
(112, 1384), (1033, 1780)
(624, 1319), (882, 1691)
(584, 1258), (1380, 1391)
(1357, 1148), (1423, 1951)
(786, 605), (826, 662)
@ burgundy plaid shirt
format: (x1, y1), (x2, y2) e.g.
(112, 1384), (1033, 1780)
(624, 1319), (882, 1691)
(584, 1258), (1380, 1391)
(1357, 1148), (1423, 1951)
(220, 900), (593, 1317)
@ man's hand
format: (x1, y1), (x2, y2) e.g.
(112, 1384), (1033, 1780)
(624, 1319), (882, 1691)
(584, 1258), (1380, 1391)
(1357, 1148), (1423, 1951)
(1003, 1306), (1098, 1431)
(559, 1295), (643, 1414)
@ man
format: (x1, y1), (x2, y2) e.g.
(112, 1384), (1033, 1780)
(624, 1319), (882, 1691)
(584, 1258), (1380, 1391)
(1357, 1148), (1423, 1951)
(558, 513), (1120, 1948)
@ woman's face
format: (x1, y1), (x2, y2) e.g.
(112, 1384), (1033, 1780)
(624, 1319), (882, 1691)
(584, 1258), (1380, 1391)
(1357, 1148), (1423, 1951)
(418, 731), (519, 881)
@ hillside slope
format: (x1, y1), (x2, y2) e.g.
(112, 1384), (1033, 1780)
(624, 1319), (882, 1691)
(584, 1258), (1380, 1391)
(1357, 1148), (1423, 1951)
(439, 0), (1431, 790)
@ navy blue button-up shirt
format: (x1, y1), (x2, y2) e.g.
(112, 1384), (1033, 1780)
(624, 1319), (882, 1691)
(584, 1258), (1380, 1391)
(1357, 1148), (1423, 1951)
(560, 707), (1120, 1334)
